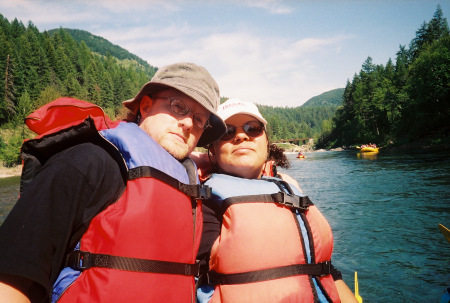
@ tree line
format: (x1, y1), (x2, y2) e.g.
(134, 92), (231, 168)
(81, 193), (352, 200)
(259, 104), (339, 141)
(317, 5), (450, 149)
(0, 15), (157, 166)
(0, 13), (341, 166)
(0, 15), (157, 126)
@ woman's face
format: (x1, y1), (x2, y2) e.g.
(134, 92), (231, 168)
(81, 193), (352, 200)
(212, 114), (268, 179)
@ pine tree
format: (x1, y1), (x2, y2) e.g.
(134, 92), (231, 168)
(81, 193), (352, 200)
(1, 54), (16, 122)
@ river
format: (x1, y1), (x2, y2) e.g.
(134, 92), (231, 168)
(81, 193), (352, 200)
(1, 149), (449, 302)
(280, 149), (450, 302)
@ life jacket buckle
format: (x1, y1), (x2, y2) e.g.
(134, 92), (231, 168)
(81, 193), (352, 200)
(66, 250), (91, 271)
(278, 192), (309, 210)
(197, 184), (212, 199)
(319, 261), (332, 277)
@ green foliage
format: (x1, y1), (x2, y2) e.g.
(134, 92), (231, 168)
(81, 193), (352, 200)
(14, 91), (33, 125)
(317, 5), (450, 149)
(258, 100), (341, 142)
(0, 131), (23, 167)
(51, 28), (157, 74)
(302, 88), (345, 107)
(0, 15), (157, 128)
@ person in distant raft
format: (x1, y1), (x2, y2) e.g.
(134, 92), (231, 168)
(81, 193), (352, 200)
(0, 62), (226, 302)
(194, 99), (358, 303)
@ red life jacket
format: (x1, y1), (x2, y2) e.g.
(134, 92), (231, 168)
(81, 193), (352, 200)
(55, 123), (205, 303)
(24, 97), (119, 137)
(202, 174), (340, 303)
(22, 98), (207, 302)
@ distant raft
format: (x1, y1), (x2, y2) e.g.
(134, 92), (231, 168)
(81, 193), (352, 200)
(297, 152), (306, 159)
(359, 146), (379, 153)
(359, 144), (379, 153)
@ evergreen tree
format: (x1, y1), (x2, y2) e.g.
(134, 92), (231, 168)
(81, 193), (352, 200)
(406, 35), (450, 136)
(1, 54), (16, 122)
(410, 5), (449, 59)
(15, 90), (33, 126)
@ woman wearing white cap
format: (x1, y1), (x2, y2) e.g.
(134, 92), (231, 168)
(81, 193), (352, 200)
(195, 99), (358, 303)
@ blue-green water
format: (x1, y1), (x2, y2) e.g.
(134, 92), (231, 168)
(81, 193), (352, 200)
(280, 149), (450, 302)
(1, 149), (449, 302)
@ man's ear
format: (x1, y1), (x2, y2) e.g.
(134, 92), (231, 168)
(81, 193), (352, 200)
(140, 95), (153, 116)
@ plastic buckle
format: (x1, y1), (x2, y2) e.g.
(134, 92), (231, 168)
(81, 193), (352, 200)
(67, 250), (91, 271)
(279, 192), (303, 209)
(198, 185), (212, 199)
(320, 261), (331, 276)
(192, 260), (200, 277)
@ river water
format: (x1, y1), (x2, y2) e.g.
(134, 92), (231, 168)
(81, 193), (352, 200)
(1, 149), (449, 302)
(280, 149), (450, 302)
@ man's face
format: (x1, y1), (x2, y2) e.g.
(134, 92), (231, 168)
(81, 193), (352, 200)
(139, 88), (209, 160)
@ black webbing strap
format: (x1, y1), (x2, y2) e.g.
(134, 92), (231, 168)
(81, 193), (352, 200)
(271, 192), (314, 209)
(219, 193), (314, 216)
(205, 261), (331, 285)
(66, 250), (199, 276)
(128, 166), (211, 199)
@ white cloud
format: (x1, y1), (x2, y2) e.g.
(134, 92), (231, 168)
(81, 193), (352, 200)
(91, 22), (350, 106)
(128, 30), (345, 106)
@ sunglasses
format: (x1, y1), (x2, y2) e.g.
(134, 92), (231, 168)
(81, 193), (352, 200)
(221, 120), (265, 141)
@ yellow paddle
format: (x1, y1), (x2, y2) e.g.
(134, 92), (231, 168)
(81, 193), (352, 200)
(355, 271), (363, 303)
(439, 224), (450, 244)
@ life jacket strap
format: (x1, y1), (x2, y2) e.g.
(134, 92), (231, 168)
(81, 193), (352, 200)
(66, 250), (199, 276)
(203, 261), (331, 285)
(220, 193), (314, 216)
(128, 166), (211, 199)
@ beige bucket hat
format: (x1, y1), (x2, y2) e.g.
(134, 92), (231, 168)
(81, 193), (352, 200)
(123, 62), (226, 147)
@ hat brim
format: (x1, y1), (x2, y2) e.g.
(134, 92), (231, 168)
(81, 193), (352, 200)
(220, 110), (268, 126)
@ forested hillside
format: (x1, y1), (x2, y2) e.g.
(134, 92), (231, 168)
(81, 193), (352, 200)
(0, 16), (157, 124)
(317, 5), (450, 149)
(302, 88), (344, 107)
(256, 88), (344, 141)
(48, 28), (154, 70)
(0, 13), (342, 166)
(0, 15), (158, 166)
(259, 103), (339, 141)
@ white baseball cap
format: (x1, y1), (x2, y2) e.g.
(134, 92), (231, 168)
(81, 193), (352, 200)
(218, 98), (267, 125)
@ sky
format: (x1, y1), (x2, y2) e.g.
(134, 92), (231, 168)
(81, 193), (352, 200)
(0, 0), (449, 107)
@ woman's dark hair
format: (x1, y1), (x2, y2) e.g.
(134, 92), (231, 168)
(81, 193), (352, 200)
(268, 143), (290, 169)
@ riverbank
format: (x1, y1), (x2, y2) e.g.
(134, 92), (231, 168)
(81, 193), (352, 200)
(0, 165), (22, 178)
(1, 139), (447, 179)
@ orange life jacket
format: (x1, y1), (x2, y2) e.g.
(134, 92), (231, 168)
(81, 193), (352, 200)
(202, 174), (340, 303)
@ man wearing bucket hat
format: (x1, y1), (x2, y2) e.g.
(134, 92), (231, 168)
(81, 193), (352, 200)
(0, 62), (226, 302)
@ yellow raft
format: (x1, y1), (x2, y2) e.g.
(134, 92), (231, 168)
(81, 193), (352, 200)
(359, 147), (379, 153)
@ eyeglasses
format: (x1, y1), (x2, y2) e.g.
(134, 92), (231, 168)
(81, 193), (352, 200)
(153, 96), (211, 129)
(221, 120), (265, 141)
